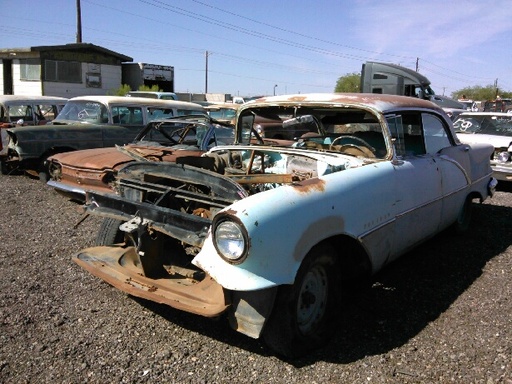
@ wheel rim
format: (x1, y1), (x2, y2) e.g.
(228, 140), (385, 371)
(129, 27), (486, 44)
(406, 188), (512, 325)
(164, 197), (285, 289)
(297, 265), (328, 334)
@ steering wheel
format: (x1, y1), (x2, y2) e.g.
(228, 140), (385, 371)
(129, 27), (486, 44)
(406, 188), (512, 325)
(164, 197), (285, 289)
(329, 135), (376, 157)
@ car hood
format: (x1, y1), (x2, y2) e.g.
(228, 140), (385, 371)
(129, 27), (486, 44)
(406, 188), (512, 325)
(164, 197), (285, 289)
(457, 133), (512, 148)
(50, 144), (204, 171)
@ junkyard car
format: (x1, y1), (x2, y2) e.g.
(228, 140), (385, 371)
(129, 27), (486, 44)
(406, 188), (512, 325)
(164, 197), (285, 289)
(0, 95), (68, 156)
(72, 93), (496, 358)
(454, 111), (512, 182)
(204, 103), (239, 126)
(47, 115), (235, 199)
(0, 95), (205, 179)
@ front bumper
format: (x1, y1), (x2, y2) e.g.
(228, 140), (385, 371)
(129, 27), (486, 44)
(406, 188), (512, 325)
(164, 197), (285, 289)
(491, 162), (512, 182)
(73, 245), (229, 317)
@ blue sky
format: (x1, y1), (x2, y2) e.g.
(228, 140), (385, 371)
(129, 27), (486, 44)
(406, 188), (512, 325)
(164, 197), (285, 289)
(2, 0), (511, 98)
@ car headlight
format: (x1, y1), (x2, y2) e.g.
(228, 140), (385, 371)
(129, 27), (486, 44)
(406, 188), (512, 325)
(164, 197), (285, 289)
(495, 151), (510, 163)
(213, 219), (248, 264)
(48, 161), (62, 180)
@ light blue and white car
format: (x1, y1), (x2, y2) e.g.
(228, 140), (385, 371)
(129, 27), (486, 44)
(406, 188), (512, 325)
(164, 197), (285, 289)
(72, 93), (497, 358)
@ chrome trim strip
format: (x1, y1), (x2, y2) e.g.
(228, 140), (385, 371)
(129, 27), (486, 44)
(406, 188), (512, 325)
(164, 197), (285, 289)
(47, 180), (86, 196)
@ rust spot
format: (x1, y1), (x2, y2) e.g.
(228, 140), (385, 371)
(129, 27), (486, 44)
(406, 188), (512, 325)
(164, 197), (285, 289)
(287, 96), (308, 102)
(292, 178), (325, 193)
(224, 208), (238, 215)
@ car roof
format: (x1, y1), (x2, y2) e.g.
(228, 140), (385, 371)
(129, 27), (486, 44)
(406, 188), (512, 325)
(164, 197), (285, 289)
(242, 93), (444, 114)
(68, 95), (205, 109)
(205, 103), (240, 110)
(0, 95), (68, 104)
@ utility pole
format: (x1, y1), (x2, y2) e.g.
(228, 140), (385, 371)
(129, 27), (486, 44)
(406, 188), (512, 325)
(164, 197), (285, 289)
(205, 51), (209, 94)
(76, 0), (82, 43)
(415, 57), (419, 72)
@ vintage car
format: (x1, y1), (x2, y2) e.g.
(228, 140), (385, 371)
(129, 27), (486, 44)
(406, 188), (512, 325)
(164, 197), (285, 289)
(72, 93), (496, 358)
(204, 103), (239, 126)
(47, 115), (235, 199)
(126, 91), (178, 100)
(0, 95), (205, 179)
(0, 95), (68, 155)
(454, 111), (512, 182)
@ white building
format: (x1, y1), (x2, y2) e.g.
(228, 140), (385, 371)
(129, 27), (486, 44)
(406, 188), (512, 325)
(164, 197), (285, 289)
(0, 43), (132, 98)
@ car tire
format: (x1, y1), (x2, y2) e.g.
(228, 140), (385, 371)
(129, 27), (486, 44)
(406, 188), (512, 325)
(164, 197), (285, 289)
(452, 195), (473, 234)
(1, 160), (9, 175)
(95, 217), (125, 246)
(262, 243), (341, 358)
(38, 170), (49, 182)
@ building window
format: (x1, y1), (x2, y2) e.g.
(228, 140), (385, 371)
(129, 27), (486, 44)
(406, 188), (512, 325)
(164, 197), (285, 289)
(20, 59), (41, 81)
(44, 60), (82, 83)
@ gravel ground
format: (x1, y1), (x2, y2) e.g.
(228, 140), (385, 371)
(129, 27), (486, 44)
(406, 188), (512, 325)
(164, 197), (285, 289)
(0, 173), (511, 384)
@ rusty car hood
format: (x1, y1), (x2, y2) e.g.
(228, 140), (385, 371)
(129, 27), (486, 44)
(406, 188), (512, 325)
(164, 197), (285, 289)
(50, 144), (204, 171)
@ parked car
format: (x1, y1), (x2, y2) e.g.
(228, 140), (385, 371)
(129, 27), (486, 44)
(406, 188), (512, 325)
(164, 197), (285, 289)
(72, 93), (496, 358)
(0, 95), (68, 155)
(204, 103), (239, 126)
(0, 96), (205, 179)
(483, 98), (512, 113)
(126, 91), (178, 100)
(454, 111), (512, 182)
(47, 115), (234, 199)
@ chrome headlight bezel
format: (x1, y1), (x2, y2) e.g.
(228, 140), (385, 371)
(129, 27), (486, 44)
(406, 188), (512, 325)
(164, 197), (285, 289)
(495, 151), (511, 163)
(213, 216), (249, 265)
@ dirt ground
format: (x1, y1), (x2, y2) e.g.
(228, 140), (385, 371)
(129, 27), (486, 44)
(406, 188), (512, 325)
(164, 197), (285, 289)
(0, 173), (511, 383)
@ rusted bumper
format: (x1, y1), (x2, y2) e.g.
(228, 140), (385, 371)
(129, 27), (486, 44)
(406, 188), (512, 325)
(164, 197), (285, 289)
(73, 245), (229, 317)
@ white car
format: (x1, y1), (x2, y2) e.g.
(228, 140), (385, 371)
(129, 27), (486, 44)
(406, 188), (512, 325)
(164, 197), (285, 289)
(72, 93), (496, 358)
(454, 112), (512, 182)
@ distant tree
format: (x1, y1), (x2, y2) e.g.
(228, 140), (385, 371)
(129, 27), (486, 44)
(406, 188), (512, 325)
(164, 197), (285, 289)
(138, 85), (162, 92)
(334, 73), (361, 93)
(109, 84), (132, 96)
(108, 84), (163, 96)
(451, 85), (512, 101)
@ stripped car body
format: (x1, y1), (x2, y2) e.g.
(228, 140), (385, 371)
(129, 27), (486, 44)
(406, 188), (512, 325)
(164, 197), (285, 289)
(47, 115), (235, 199)
(454, 112), (512, 182)
(0, 95), (68, 156)
(1, 96), (205, 179)
(73, 93), (496, 357)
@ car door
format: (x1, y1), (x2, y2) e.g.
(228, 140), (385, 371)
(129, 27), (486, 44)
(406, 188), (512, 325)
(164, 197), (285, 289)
(387, 112), (443, 262)
(103, 105), (145, 146)
(422, 113), (471, 228)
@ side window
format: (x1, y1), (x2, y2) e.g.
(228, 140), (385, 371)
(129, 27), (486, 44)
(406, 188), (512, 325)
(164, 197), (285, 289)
(386, 112), (425, 156)
(422, 113), (452, 154)
(36, 104), (58, 122)
(112, 106), (143, 125)
(148, 108), (174, 121)
(8, 105), (34, 123)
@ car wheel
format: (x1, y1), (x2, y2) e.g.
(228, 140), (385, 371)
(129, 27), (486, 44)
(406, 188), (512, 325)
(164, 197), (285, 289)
(1, 160), (9, 175)
(262, 243), (340, 358)
(95, 217), (125, 245)
(452, 195), (473, 234)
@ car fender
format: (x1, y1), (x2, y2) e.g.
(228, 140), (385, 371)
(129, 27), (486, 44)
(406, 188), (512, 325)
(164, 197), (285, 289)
(193, 162), (397, 291)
